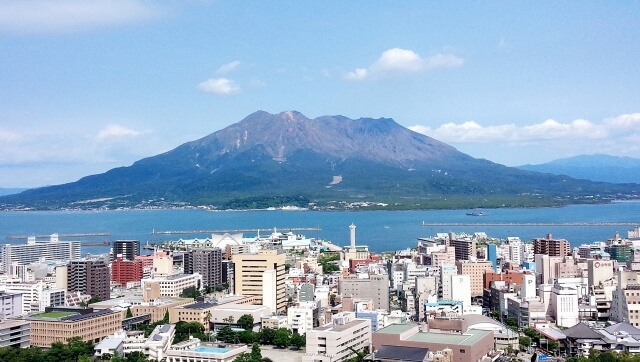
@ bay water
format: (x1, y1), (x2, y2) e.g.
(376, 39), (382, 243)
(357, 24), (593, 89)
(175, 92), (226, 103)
(1, 201), (639, 255)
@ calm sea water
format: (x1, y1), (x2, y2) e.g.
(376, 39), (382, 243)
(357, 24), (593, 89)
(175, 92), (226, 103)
(1, 201), (639, 254)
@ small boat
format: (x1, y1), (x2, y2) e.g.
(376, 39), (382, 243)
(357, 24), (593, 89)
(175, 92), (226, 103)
(466, 210), (485, 216)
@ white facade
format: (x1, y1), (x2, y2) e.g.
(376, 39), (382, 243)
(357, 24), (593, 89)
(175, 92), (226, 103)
(0, 292), (22, 318)
(303, 312), (372, 362)
(439, 265), (457, 300)
(521, 274), (536, 300)
(141, 273), (203, 298)
(507, 238), (522, 265)
(1, 281), (43, 314)
(450, 274), (471, 307)
(550, 285), (579, 327)
(1, 234), (81, 271)
(288, 302), (315, 335)
(262, 269), (277, 313)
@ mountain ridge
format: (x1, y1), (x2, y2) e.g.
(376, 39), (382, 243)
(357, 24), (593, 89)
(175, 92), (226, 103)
(518, 154), (640, 184)
(1, 111), (637, 210)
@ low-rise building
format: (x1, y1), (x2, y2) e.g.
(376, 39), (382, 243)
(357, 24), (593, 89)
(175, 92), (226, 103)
(303, 312), (372, 362)
(26, 307), (122, 347)
(142, 273), (203, 299)
(166, 338), (247, 362)
(0, 319), (30, 348)
(372, 322), (495, 362)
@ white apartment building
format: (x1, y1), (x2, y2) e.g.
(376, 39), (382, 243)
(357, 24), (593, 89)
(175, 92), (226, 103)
(439, 265), (457, 300)
(1, 234), (81, 271)
(1, 281), (66, 314)
(288, 301), (316, 335)
(142, 273), (203, 298)
(303, 312), (372, 362)
(507, 238), (522, 265)
(0, 291), (22, 318)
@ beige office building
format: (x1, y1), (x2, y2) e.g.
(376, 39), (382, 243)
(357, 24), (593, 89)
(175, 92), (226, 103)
(28, 308), (122, 347)
(456, 260), (493, 297)
(232, 249), (286, 312)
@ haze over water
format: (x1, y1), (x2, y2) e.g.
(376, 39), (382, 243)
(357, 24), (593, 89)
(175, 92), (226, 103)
(1, 202), (639, 255)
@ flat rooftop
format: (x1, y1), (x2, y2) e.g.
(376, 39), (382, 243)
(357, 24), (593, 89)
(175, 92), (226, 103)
(376, 324), (492, 346)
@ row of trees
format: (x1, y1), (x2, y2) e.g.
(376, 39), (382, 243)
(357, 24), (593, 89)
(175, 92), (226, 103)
(216, 326), (306, 349)
(567, 350), (640, 362)
(0, 336), (152, 362)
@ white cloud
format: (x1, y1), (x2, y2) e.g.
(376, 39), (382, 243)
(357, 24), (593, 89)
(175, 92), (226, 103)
(345, 48), (464, 81)
(0, 129), (21, 142)
(216, 61), (241, 75)
(198, 78), (241, 95)
(0, 0), (163, 33)
(96, 124), (143, 140)
(409, 113), (638, 145)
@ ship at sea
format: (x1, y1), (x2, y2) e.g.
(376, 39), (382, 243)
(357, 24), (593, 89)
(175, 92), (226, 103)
(466, 210), (486, 216)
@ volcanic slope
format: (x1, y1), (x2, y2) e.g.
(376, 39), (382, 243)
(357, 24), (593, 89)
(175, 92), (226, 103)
(1, 111), (636, 210)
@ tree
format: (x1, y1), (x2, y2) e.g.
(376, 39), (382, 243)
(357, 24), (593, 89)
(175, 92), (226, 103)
(519, 336), (532, 349)
(223, 315), (235, 324)
(547, 340), (559, 352)
(126, 307), (134, 319)
(238, 330), (256, 344)
(238, 314), (254, 330)
(290, 333), (305, 350)
(273, 328), (291, 348)
(345, 346), (368, 362)
(217, 325), (236, 343)
(260, 327), (276, 345)
(87, 295), (102, 305)
(163, 310), (170, 323)
(250, 343), (262, 360)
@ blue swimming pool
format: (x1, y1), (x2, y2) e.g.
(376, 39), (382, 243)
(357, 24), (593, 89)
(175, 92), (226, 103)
(193, 346), (230, 354)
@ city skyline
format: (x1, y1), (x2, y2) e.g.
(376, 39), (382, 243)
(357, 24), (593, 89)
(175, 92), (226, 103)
(1, 1), (639, 187)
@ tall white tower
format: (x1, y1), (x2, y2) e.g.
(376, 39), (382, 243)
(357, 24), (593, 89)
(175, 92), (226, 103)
(349, 223), (356, 248)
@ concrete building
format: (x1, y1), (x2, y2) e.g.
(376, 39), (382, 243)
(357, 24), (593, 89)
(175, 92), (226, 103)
(587, 259), (615, 288)
(0, 319), (30, 348)
(550, 284), (579, 327)
(112, 240), (140, 261)
(450, 238), (476, 261)
(166, 339), (247, 362)
(439, 265), (458, 300)
(339, 274), (390, 311)
(288, 301), (317, 335)
(0, 234), (81, 271)
(303, 312), (372, 362)
(456, 260), (493, 297)
(142, 273), (203, 300)
(533, 234), (570, 257)
(232, 249), (286, 312)
(27, 307), (122, 347)
(67, 258), (110, 301)
(1, 281), (65, 314)
(184, 248), (223, 288)
(486, 244), (498, 272)
(90, 295), (194, 323)
(169, 296), (268, 332)
(450, 275), (471, 307)
(0, 291), (23, 318)
(372, 321), (494, 362)
(611, 271), (640, 327)
(112, 257), (144, 287)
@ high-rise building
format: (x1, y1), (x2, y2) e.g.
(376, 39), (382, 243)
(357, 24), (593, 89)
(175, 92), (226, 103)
(183, 248), (223, 288)
(533, 234), (570, 257)
(0, 234), (81, 271)
(456, 260), (494, 297)
(111, 257), (144, 286)
(232, 249), (286, 312)
(486, 244), (498, 272)
(338, 274), (390, 311)
(67, 258), (110, 301)
(450, 238), (476, 261)
(112, 240), (140, 261)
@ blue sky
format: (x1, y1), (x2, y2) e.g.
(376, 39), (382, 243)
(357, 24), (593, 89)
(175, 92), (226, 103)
(1, 1), (639, 188)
